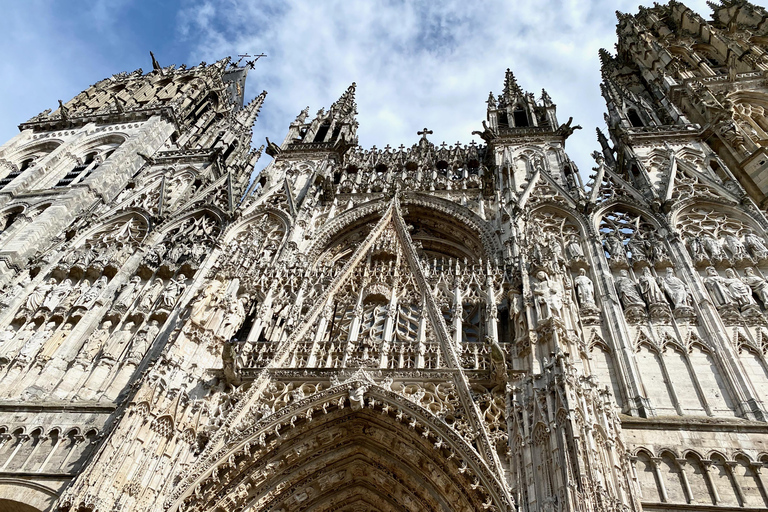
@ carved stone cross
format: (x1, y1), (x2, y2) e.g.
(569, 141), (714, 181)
(417, 127), (433, 139)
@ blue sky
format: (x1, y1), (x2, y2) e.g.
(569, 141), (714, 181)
(0, 0), (713, 177)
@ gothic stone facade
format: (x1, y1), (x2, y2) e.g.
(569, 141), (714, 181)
(0, 2), (768, 511)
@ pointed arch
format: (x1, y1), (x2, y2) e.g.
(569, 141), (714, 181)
(169, 381), (512, 512)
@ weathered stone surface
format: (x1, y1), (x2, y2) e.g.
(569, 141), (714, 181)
(1, 4), (768, 510)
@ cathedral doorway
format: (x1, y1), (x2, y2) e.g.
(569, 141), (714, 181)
(174, 383), (510, 512)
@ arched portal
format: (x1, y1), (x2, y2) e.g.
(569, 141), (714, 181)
(172, 383), (510, 512)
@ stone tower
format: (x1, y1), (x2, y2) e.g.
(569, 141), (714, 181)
(0, 2), (767, 512)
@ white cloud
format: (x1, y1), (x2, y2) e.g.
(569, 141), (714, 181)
(0, 0), (714, 181)
(177, 0), (713, 177)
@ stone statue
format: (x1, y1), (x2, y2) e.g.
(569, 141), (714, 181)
(128, 320), (160, 360)
(533, 271), (563, 320)
(75, 276), (108, 309)
(627, 233), (648, 262)
(604, 234), (626, 264)
(724, 268), (756, 309)
(566, 234), (584, 261)
(220, 297), (247, 341)
(0, 325), (16, 344)
(647, 232), (669, 263)
(508, 289), (527, 341)
(43, 278), (73, 311)
(660, 268), (690, 309)
(114, 276), (142, 311)
(574, 268), (596, 307)
(190, 279), (223, 326)
(701, 234), (724, 262)
(547, 233), (564, 265)
(638, 267), (666, 305)
(140, 278), (164, 310)
(614, 270), (645, 308)
(704, 266), (731, 307)
(688, 236), (707, 263)
(17, 321), (57, 363)
(26, 278), (56, 312)
(38, 322), (73, 361)
(101, 321), (135, 361)
(742, 267), (768, 307)
(722, 233), (749, 261)
(745, 231), (768, 260)
(78, 320), (113, 361)
(161, 276), (186, 308)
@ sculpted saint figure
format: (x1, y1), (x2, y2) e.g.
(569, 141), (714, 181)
(724, 268), (756, 309)
(742, 267), (768, 307)
(75, 276), (108, 310)
(615, 270), (645, 308)
(533, 271), (563, 319)
(647, 232), (669, 263)
(220, 297), (247, 341)
(604, 234), (626, 264)
(101, 321), (135, 361)
(128, 320), (160, 361)
(660, 268), (691, 309)
(190, 279), (223, 325)
(78, 320), (113, 362)
(38, 322), (73, 361)
(43, 278), (73, 311)
(140, 278), (164, 310)
(161, 276), (186, 308)
(701, 234), (724, 262)
(508, 289), (527, 340)
(547, 234), (564, 265)
(114, 276), (142, 311)
(627, 234), (648, 262)
(17, 321), (57, 363)
(566, 234), (584, 261)
(574, 268), (596, 307)
(638, 267), (666, 305)
(704, 266), (732, 307)
(745, 231), (768, 260)
(688, 236), (707, 262)
(26, 278), (56, 312)
(722, 233), (749, 261)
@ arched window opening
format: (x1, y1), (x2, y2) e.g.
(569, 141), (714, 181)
(709, 160), (729, 183)
(313, 123), (331, 143)
(0, 159), (34, 190)
(498, 111), (509, 128)
(0, 208), (22, 233)
(56, 152), (97, 187)
(627, 109), (644, 128)
(330, 125), (342, 141)
(513, 107), (529, 127)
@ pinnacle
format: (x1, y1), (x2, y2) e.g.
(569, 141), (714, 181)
(236, 90), (267, 129)
(503, 68), (523, 98)
(331, 82), (357, 118)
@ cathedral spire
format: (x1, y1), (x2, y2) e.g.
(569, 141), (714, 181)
(502, 68), (523, 100)
(281, 82), (359, 147)
(236, 90), (267, 130)
(329, 82), (357, 120)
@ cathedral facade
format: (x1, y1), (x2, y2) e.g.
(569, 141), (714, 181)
(0, 1), (767, 511)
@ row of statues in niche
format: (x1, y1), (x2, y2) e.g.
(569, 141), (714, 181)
(20, 276), (107, 316)
(530, 231), (586, 267)
(0, 314), (161, 401)
(703, 266), (768, 312)
(10, 272), (188, 321)
(615, 267), (692, 312)
(603, 231), (670, 267)
(687, 231), (768, 265)
(189, 279), (248, 341)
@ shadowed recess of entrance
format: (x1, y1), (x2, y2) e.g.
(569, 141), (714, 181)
(174, 386), (508, 512)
